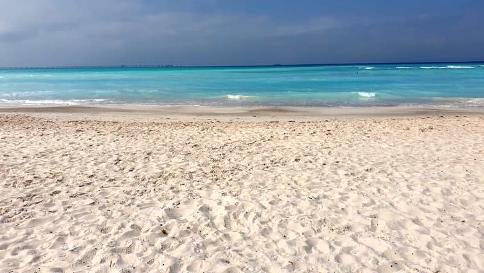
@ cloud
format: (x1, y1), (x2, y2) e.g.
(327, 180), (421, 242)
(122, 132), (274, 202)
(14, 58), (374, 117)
(0, 1), (343, 66)
(0, 0), (483, 66)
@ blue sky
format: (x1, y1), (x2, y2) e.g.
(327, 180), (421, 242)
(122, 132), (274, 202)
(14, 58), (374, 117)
(0, 0), (483, 66)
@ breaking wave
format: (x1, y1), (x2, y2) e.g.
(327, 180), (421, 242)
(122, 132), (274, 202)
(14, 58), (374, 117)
(420, 65), (475, 69)
(357, 92), (376, 98)
(224, 94), (255, 100)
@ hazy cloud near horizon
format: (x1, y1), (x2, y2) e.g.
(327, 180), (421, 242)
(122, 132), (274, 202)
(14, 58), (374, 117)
(0, 0), (483, 66)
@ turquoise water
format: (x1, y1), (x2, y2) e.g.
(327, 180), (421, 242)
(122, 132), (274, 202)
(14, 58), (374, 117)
(0, 63), (484, 106)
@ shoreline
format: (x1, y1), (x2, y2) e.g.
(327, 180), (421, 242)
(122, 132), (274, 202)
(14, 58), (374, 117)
(1, 104), (484, 122)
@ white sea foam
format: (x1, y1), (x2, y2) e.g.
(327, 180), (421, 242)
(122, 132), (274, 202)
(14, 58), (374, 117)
(357, 92), (376, 98)
(224, 94), (254, 100)
(465, 98), (484, 105)
(432, 97), (484, 108)
(446, 65), (475, 69)
(396, 66), (413, 69)
(0, 99), (80, 105)
(363, 67), (375, 70)
(0, 99), (107, 105)
(420, 66), (446, 69)
(420, 65), (475, 69)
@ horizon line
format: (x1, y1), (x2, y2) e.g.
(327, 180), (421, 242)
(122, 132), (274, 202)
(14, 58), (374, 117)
(1, 60), (484, 69)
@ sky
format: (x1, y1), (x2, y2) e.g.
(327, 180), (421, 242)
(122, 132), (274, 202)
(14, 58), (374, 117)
(0, 0), (483, 67)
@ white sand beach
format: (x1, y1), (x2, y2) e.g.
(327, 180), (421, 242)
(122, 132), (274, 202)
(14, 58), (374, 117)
(0, 106), (483, 273)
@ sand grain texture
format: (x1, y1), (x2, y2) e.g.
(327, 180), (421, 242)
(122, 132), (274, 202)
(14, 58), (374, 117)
(0, 113), (483, 273)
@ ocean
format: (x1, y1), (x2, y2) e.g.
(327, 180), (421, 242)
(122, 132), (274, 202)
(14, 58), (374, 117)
(1, 63), (483, 107)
